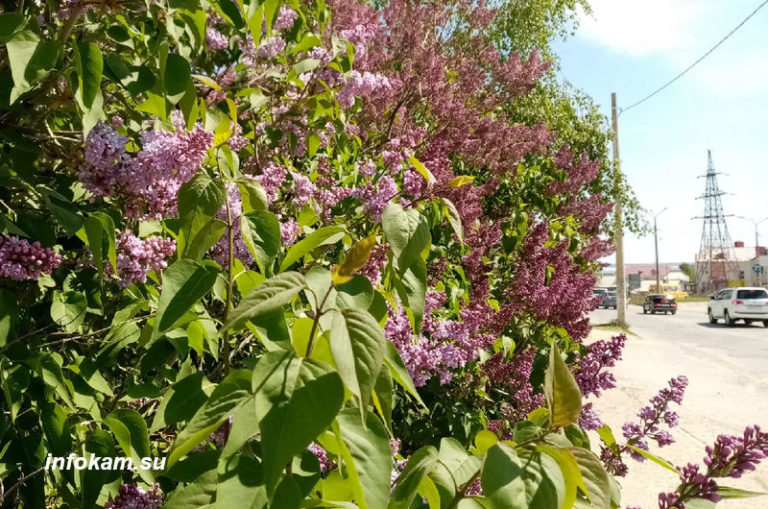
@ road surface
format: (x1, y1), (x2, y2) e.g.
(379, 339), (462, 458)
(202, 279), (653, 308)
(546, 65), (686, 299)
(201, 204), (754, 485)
(588, 302), (768, 508)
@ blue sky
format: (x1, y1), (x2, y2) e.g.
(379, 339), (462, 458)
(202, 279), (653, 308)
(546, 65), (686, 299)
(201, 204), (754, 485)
(552, 0), (768, 264)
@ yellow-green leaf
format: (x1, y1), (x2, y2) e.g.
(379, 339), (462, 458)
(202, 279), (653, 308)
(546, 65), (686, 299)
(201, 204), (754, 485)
(332, 235), (377, 285)
(544, 342), (582, 428)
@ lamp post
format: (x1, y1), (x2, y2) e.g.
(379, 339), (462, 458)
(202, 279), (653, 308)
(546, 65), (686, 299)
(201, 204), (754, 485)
(652, 208), (667, 294)
(735, 216), (768, 259)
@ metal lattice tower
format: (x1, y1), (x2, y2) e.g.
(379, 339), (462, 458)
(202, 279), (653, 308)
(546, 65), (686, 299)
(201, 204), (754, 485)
(694, 150), (739, 294)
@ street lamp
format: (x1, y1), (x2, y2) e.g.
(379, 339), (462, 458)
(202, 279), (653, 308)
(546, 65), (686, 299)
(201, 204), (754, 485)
(734, 216), (768, 259)
(652, 207), (668, 294)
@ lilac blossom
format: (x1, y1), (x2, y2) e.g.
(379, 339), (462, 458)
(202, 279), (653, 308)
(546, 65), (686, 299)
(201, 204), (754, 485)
(210, 183), (254, 266)
(104, 483), (164, 509)
(255, 36), (286, 59)
(337, 71), (397, 109)
(114, 231), (176, 285)
(280, 218), (301, 246)
(254, 163), (288, 204)
(0, 235), (61, 280)
(80, 120), (213, 219)
(274, 6), (298, 30)
(359, 243), (389, 287)
(575, 334), (627, 398)
(308, 443), (336, 473)
(206, 27), (228, 51)
(353, 176), (397, 222)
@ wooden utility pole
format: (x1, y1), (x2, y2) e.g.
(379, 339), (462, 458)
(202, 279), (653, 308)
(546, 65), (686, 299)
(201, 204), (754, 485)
(611, 93), (626, 325)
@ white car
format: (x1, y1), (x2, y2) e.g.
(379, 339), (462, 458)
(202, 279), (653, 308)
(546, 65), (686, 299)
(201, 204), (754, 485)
(708, 287), (768, 327)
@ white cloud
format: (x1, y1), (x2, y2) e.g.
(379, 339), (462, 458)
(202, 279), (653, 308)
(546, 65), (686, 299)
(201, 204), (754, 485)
(576, 0), (710, 57)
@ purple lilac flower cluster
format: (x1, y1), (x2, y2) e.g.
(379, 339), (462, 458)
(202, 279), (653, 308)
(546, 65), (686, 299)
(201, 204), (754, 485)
(308, 442), (336, 473)
(352, 176), (397, 222)
(385, 293), (496, 387)
(210, 183), (254, 266)
(656, 425), (768, 508)
(274, 6), (298, 30)
(601, 376), (688, 476)
(114, 231), (176, 285)
(481, 348), (546, 426)
(104, 483), (164, 509)
(0, 235), (61, 280)
(575, 334), (627, 398)
(279, 217), (301, 246)
(255, 163), (288, 204)
(80, 117), (213, 219)
(359, 243), (389, 287)
(205, 13), (228, 51)
(337, 71), (397, 109)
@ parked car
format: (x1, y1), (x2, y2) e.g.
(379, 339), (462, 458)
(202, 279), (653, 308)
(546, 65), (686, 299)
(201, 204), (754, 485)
(592, 290), (605, 307)
(643, 294), (677, 315)
(708, 287), (768, 327)
(601, 291), (617, 309)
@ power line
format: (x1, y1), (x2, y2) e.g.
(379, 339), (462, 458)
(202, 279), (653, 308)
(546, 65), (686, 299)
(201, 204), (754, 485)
(620, 0), (768, 115)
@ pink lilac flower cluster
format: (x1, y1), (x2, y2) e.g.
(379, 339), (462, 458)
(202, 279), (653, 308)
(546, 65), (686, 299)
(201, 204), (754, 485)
(359, 243), (389, 287)
(656, 425), (768, 508)
(227, 122), (249, 151)
(575, 334), (627, 398)
(210, 183), (254, 266)
(255, 163), (288, 204)
(204, 66), (236, 106)
(385, 292), (496, 387)
(505, 222), (598, 341)
(352, 176), (397, 222)
(205, 13), (228, 51)
(80, 117), (213, 219)
(561, 194), (614, 233)
(114, 231), (176, 285)
(578, 402), (603, 431)
(279, 217), (301, 246)
(601, 376), (688, 476)
(308, 442), (336, 473)
(104, 483), (163, 509)
(274, 6), (298, 30)
(547, 146), (601, 195)
(481, 348), (545, 424)
(0, 235), (61, 280)
(255, 36), (286, 59)
(389, 438), (409, 487)
(337, 71), (398, 109)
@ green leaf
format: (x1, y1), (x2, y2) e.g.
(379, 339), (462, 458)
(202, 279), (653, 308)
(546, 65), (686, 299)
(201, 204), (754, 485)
(537, 445), (584, 509)
(40, 402), (72, 456)
(293, 58), (321, 76)
(6, 30), (59, 102)
(224, 271), (306, 332)
(253, 351), (345, 495)
(382, 203), (430, 273)
(291, 33), (323, 54)
(184, 218), (227, 261)
(383, 341), (424, 406)
(45, 192), (84, 235)
(518, 449), (566, 508)
(625, 444), (679, 474)
(240, 210), (280, 273)
(0, 289), (19, 347)
(307, 132), (321, 157)
(90, 212), (116, 273)
(50, 290), (87, 333)
(389, 446), (438, 509)
(76, 43), (103, 109)
(104, 409), (153, 482)
(0, 13), (25, 43)
(151, 372), (211, 431)
(544, 342), (582, 428)
(717, 486), (767, 499)
(216, 455), (268, 507)
(280, 225), (346, 271)
(165, 53), (192, 104)
(82, 430), (115, 508)
(83, 216), (104, 278)
(154, 260), (219, 339)
(332, 235), (377, 284)
(163, 469), (217, 508)
(475, 430), (499, 455)
(482, 443), (526, 509)
(328, 308), (385, 413)
(334, 408), (392, 509)
(168, 370), (252, 467)
(442, 198), (464, 241)
(568, 447), (611, 509)
(394, 258), (427, 336)
(237, 178), (268, 213)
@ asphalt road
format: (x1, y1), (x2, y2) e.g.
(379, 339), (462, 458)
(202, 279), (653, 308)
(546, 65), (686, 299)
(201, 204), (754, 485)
(588, 303), (768, 508)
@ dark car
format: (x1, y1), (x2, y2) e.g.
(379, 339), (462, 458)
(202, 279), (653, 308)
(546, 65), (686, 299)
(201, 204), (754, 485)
(643, 294), (677, 315)
(592, 290), (605, 307)
(601, 291), (617, 309)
